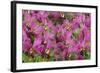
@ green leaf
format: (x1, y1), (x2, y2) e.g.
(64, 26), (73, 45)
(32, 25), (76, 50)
(34, 55), (43, 62)
(49, 49), (54, 61)
(22, 53), (29, 63)
(83, 50), (90, 59)
(22, 53), (34, 63)
(49, 56), (54, 61)
(71, 28), (80, 39)
(29, 32), (34, 43)
(80, 49), (90, 59)
(49, 49), (54, 56)
(64, 13), (75, 21)
(68, 53), (76, 60)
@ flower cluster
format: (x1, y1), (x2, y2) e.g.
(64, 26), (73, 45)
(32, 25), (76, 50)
(22, 10), (91, 62)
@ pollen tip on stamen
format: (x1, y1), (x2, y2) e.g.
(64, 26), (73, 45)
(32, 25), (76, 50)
(29, 48), (33, 54)
(44, 41), (47, 44)
(44, 26), (48, 31)
(26, 23), (30, 27)
(61, 12), (65, 17)
(69, 54), (71, 58)
(45, 27), (48, 30)
(80, 48), (85, 51)
(45, 49), (50, 54)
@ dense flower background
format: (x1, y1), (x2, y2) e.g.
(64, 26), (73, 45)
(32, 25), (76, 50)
(22, 10), (91, 63)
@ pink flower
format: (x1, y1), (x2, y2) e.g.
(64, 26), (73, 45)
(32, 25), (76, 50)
(22, 29), (32, 52)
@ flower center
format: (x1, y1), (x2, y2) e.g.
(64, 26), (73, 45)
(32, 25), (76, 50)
(65, 24), (72, 31)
